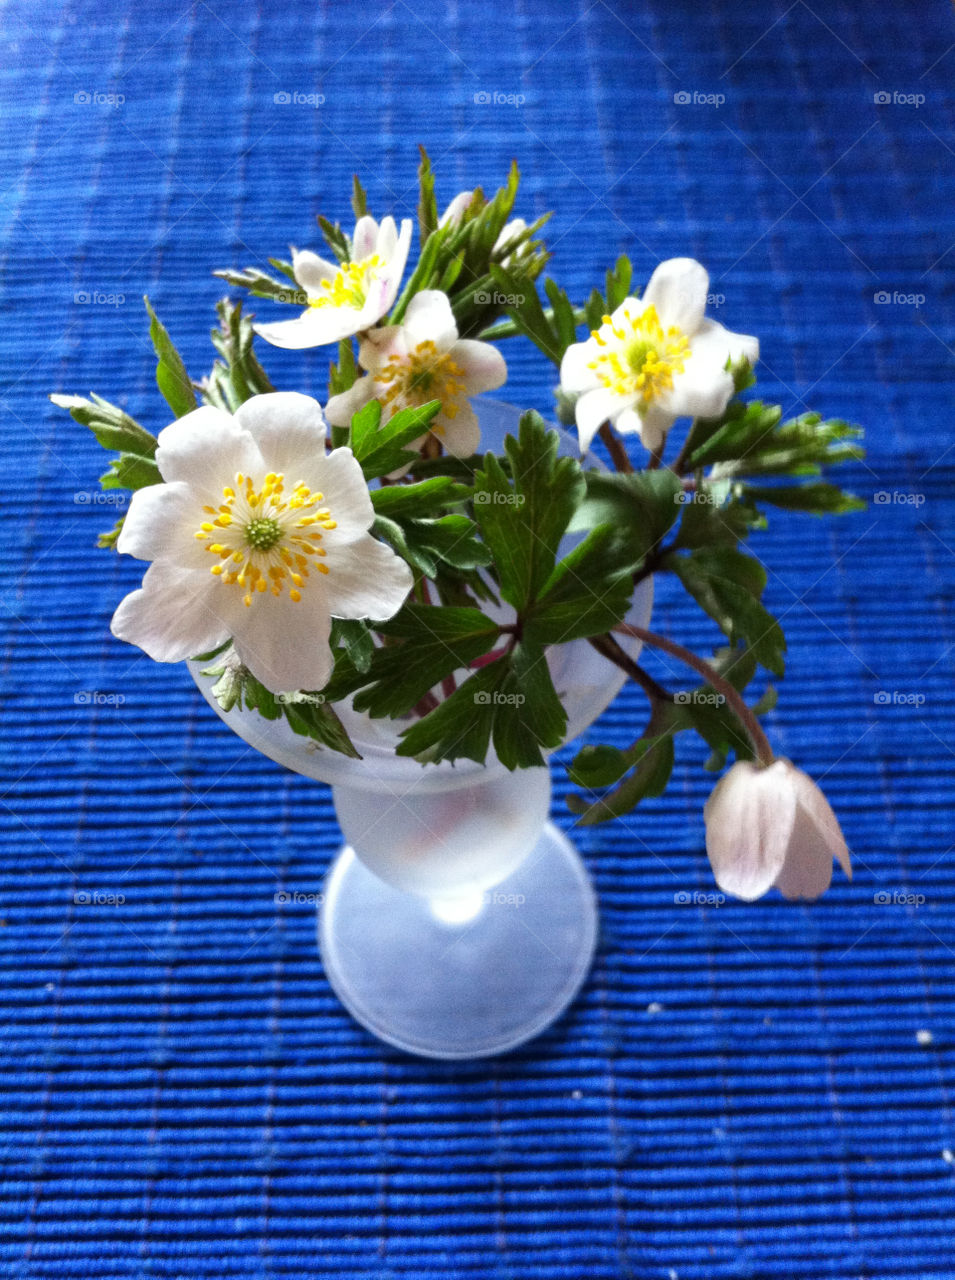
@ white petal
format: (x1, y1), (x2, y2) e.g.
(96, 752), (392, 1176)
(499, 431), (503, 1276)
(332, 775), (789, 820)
(642, 257), (709, 333)
(494, 217), (526, 254)
(234, 392), (327, 477)
(254, 309), (358, 350)
(111, 561), (235, 664)
(353, 215), (379, 260)
(439, 190), (474, 228)
(292, 248), (337, 297)
(309, 447), (376, 540)
(575, 387), (626, 453)
(704, 760), (797, 901)
(774, 764), (851, 899)
(441, 401), (481, 456)
(326, 534), (413, 621)
(357, 324), (406, 373)
(324, 377), (378, 428)
(453, 339), (507, 394)
(619, 404), (674, 454)
(155, 406), (260, 499)
(693, 316), (759, 367)
(664, 357), (735, 422)
(233, 594), (334, 694)
(377, 218), (413, 313)
(116, 481), (208, 570)
(404, 290), (458, 349)
(560, 338), (601, 394)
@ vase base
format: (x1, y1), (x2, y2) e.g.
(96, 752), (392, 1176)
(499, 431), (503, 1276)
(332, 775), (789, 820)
(318, 823), (598, 1060)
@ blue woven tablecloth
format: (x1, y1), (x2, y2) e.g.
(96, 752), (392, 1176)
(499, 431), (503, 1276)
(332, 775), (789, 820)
(2, 1), (954, 1275)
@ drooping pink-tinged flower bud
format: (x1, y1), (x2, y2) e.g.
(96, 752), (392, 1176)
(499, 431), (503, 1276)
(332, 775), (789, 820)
(703, 758), (851, 901)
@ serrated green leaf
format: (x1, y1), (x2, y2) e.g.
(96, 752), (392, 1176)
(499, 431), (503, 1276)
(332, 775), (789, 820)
(569, 469), (682, 563)
(524, 524), (636, 646)
(281, 694), (362, 759)
(370, 476), (471, 519)
(352, 605), (499, 719)
(669, 550), (785, 677)
(350, 400), (441, 480)
(472, 410), (585, 610)
(568, 734), (674, 824)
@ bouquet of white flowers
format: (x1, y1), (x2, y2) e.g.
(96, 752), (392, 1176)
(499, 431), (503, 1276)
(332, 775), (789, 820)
(53, 150), (861, 904)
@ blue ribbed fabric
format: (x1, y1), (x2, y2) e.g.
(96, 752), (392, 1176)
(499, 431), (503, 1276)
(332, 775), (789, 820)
(2, 1), (954, 1275)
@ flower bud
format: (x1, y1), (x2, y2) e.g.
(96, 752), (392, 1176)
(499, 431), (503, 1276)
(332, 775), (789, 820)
(703, 759), (851, 901)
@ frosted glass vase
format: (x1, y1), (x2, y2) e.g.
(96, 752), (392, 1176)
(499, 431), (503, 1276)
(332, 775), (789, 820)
(189, 398), (652, 1058)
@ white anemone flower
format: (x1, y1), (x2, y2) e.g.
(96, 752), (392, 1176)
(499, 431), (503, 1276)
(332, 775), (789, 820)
(324, 290), (506, 460)
(559, 257), (759, 455)
(110, 393), (412, 694)
(254, 215), (413, 351)
(704, 759), (852, 901)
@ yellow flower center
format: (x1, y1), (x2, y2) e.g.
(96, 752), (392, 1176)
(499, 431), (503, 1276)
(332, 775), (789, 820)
(373, 339), (467, 432)
(194, 471), (337, 608)
(307, 254), (384, 310)
(587, 303), (690, 406)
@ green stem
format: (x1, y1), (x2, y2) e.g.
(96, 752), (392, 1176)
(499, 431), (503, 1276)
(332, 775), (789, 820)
(612, 623), (775, 766)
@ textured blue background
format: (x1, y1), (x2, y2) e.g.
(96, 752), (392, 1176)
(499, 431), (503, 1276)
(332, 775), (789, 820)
(2, 1), (954, 1276)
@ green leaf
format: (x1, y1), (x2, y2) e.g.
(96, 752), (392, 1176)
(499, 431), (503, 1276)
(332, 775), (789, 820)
(280, 692), (362, 759)
(97, 516), (125, 550)
(668, 549), (786, 677)
(100, 453), (161, 491)
(524, 524), (636, 646)
(490, 642), (567, 770)
(417, 145), (439, 244)
(328, 338), (358, 404)
(370, 476), (471, 519)
(605, 254), (633, 311)
(352, 605), (500, 719)
(395, 640), (566, 769)
(50, 393), (158, 457)
(317, 215), (351, 265)
(373, 513), (490, 577)
(329, 618), (374, 674)
(568, 734), (674, 824)
(213, 265), (305, 304)
(204, 298), (276, 411)
(570, 469), (682, 563)
(686, 399), (783, 468)
(351, 173), (369, 220)
(742, 481), (865, 515)
(349, 400), (441, 480)
(144, 297), (197, 419)
(472, 410), (585, 610)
